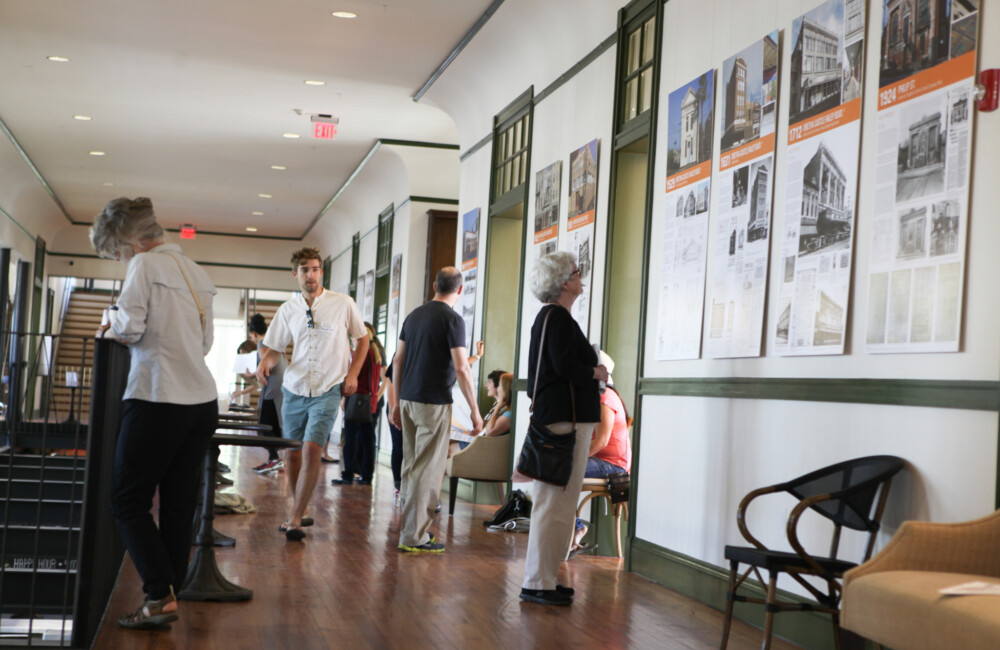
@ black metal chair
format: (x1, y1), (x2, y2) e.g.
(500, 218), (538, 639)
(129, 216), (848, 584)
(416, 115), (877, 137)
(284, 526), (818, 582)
(719, 455), (905, 650)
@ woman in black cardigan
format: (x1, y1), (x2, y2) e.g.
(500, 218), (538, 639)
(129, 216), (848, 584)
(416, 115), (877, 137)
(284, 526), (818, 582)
(520, 251), (608, 606)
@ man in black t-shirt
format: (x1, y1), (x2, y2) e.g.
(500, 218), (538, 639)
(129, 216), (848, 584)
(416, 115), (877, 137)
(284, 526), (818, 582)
(390, 267), (483, 553)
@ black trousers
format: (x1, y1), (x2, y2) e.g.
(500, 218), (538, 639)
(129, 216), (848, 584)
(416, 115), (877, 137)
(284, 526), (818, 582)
(342, 397), (383, 482)
(387, 403), (402, 488)
(259, 397), (283, 461)
(110, 399), (218, 600)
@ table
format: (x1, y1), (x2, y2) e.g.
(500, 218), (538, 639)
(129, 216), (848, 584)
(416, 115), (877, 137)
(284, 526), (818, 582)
(178, 429), (300, 602)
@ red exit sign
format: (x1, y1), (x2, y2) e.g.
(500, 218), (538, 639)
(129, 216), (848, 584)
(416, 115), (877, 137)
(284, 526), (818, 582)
(314, 122), (338, 139)
(180, 225), (196, 239)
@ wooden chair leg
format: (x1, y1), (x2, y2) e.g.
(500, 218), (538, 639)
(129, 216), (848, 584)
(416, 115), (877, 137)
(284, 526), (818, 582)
(762, 571), (778, 650)
(719, 560), (739, 650)
(448, 476), (458, 515)
(612, 501), (623, 558)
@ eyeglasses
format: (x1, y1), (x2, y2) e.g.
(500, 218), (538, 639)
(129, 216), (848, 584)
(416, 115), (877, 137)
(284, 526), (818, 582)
(306, 309), (315, 329)
(569, 269), (581, 278)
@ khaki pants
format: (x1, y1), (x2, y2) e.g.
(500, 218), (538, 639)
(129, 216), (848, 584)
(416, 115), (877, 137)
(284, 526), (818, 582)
(398, 400), (452, 547)
(522, 421), (596, 590)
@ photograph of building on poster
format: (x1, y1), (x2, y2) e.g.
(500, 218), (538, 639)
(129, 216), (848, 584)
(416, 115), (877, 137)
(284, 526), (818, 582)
(866, 0), (978, 353)
(567, 139), (599, 334)
(789, 0), (860, 125)
(666, 71), (715, 178)
(364, 270), (375, 323)
(388, 253), (402, 341)
(460, 268), (477, 351)
(461, 208), (480, 272)
(721, 32), (778, 151)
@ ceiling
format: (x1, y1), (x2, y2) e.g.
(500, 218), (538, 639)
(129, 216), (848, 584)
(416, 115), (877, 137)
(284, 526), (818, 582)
(0, 0), (493, 239)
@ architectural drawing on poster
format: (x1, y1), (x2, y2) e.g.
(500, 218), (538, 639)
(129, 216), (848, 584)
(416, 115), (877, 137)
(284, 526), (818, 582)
(866, 0), (979, 353)
(534, 161), (562, 265)
(388, 253), (402, 342)
(705, 31), (779, 359)
(460, 208), (480, 351)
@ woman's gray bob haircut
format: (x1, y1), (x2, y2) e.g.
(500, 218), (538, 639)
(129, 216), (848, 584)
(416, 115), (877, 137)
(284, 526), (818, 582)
(90, 197), (165, 259)
(531, 251), (577, 303)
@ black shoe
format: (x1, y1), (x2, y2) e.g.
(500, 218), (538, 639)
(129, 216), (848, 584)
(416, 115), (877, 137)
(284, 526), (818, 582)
(555, 584), (575, 597)
(320, 456), (339, 463)
(520, 588), (572, 605)
(331, 478), (354, 485)
(285, 527), (306, 541)
(217, 462), (231, 473)
(356, 478), (372, 485)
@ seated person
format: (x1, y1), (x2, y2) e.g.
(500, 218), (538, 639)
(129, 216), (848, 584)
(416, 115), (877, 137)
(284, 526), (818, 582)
(229, 339), (260, 408)
(448, 368), (509, 457)
(573, 352), (631, 554)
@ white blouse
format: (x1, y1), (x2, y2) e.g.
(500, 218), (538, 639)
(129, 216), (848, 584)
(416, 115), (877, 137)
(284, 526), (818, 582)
(110, 243), (218, 404)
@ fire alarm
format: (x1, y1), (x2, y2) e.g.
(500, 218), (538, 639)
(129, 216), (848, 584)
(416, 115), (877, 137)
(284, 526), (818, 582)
(976, 69), (999, 112)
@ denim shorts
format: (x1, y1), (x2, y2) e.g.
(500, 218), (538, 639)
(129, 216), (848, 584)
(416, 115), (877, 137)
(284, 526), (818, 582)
(281, 385), (341, 447)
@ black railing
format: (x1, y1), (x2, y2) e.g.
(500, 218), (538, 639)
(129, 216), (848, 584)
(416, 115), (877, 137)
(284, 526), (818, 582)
(0, 336), (130, 648)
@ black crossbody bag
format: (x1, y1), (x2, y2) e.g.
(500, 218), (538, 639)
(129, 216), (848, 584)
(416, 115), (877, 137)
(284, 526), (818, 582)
(515, 308), (576, 487)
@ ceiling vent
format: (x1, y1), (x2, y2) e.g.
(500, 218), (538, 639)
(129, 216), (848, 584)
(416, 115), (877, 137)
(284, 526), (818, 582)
(293, 109), (339, 125)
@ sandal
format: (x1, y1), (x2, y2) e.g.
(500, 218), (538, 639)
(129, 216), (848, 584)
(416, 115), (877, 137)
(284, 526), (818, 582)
(118, 586), (178, 629)
(285, 527), (306, 541)
(278, 517), (313, 532)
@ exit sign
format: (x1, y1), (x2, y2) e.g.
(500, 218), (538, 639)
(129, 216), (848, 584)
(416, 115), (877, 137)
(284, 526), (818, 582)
(314, 122), (338, 139)
(180, 225), (196, 239)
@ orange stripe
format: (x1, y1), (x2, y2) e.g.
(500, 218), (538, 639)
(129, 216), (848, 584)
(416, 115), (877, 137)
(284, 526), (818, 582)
(567, 209), (595, 231)
(665, 159), (712, 193)
(719, 136), (775, 171)
(533, 224), (558, 244)
(461, 257), (477, 271)
(788, 98), (861, 144)
(878, 51), (976, 110)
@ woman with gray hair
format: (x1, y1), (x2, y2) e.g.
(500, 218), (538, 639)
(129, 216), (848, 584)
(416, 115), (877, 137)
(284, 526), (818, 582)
(520, 251), (608, 606)
(92, 197), (218, 629)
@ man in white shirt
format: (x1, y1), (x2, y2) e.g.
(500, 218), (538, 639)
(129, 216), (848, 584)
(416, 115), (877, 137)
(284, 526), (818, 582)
(256, 247), (369, 541)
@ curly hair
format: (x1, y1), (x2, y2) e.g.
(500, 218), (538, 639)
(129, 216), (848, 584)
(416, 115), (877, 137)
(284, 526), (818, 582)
(90, 197), (164, 259)
(290, 247), (322, 271)
(530, 251), (576, 303)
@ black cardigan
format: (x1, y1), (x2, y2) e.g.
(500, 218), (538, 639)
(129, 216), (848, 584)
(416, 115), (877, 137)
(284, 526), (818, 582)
(526, 304), (601, 424)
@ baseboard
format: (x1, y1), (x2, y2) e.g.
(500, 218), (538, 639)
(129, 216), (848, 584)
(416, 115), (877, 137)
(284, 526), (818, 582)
(630, 538), (840, 650)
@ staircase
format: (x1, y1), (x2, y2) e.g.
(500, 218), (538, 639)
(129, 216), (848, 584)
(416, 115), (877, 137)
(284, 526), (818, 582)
(0, 453), (84, 622)
(49, 291), (111, 426)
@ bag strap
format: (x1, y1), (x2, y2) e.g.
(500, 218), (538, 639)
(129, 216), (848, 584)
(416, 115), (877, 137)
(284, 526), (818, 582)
(530, 306), (576, 426)
(166, 252), (206, 335)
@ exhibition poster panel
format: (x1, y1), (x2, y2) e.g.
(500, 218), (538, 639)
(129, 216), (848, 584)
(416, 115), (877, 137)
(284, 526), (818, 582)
(865, 0), (978, 353)
(566, 139), (600, 336)
(655, 70), (716, 360)
(460, 208), (480, 351)
(775, 0), (865, 356)
(705, 31), (780, 359)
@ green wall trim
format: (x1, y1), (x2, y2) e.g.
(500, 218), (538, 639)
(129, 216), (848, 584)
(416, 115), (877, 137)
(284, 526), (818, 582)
(47, 250), (289, 273)
(639, 377), (1000, 411)
(630, 538), (837, 650)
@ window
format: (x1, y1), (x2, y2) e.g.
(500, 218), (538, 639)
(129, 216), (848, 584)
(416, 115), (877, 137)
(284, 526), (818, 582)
(493, 113), (530, 197)
(621, 15), (657, 125)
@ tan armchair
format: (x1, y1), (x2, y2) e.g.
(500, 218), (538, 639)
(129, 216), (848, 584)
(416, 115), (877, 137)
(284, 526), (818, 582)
(444, 434), (511, 515)
(842, 509), (1000, 649)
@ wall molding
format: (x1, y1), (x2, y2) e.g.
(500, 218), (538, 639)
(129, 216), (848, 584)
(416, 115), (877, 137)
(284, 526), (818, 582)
(639, 377), (1000, 411)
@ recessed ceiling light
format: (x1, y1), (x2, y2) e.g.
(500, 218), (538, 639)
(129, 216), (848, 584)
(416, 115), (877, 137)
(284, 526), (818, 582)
(252, 211), (264, 216)
(304, 80), (326, 86)
(270, 165), (286, 170)
(258, 193), (272, 198)
(331, 11), (357, 19)
(73, 115), (92, 121)
(89, 151), (105, 156)
(246, 227), (259, 232)
(282, 133), (301, 139)
(102, 182), (115, 187)
(47, 56), (70, 62)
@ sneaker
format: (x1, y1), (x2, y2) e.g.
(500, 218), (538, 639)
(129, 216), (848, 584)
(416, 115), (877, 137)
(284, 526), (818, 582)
(331, 477), (354, 485)
(254, 459), (279, 474)
(267, 460), (284, 473)
(519, 588), (572, 606)
(398, 541), (445, 553)
(555, 584), (575, 597)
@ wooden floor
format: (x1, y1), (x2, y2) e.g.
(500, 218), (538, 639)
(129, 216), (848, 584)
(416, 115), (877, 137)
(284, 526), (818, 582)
(93, 447), (802, 650)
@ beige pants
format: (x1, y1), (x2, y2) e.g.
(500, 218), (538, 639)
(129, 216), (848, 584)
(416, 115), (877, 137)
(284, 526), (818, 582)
(522, 421), (596, 590)
(398, 400), (452, 547)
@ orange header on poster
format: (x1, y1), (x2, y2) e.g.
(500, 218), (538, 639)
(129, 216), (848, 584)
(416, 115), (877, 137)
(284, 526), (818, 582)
(788, 98), (861, 145)
(665, 159), (711, 193)
(719, 136), (775, 171)
(533, 224), (558, 244)
(567, 209), (594, 231)
(878, 51), (976, 111)
(461, 257), (477, 272)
